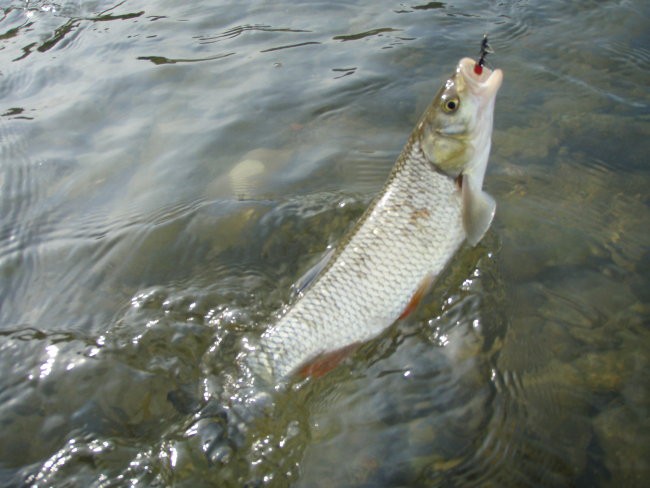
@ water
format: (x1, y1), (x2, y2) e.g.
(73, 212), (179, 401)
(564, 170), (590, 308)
(1, 1), (648, 486)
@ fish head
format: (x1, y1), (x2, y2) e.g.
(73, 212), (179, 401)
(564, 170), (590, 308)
(418, 57), (503, 185)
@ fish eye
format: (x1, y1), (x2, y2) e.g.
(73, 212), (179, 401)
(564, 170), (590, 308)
(442, 96), (460, 113)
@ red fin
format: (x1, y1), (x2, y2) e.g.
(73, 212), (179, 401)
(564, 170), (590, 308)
(297, 343), (360, 379)
(399, 274), (435, 320)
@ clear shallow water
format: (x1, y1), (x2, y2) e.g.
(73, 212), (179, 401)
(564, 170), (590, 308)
(1, 1), (648, 486)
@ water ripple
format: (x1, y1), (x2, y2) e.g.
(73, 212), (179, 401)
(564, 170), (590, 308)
(333, 27), (400, 42)
(260, 41), (321, 53)
(137, 52), (235, 65)
(196, 24), (311, 44)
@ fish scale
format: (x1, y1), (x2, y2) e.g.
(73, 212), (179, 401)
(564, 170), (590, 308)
(250, 56), (502, 381)
(255, 144), (465, 380)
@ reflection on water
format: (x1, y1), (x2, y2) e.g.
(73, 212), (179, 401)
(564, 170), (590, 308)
(1, 0), (649, 486)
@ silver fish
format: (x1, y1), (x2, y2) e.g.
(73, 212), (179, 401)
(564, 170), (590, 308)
(250, 55), (503, 382)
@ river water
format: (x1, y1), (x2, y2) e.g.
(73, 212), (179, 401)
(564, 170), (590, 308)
(1, 1), (648, 487)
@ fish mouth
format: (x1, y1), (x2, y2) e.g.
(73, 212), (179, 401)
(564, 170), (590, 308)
(457, 57), (503, 98)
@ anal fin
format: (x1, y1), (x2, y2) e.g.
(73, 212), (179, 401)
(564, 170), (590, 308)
(297, 343), (360, 379)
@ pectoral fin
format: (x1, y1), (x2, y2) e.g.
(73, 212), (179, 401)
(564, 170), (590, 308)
(462, 174), (496, 246)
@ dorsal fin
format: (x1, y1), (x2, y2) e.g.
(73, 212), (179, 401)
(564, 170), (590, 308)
(292, 247), (336, 296)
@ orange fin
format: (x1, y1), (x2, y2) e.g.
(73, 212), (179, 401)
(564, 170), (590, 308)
(399, 274), (435, 320)
(297, 343), (360, 379)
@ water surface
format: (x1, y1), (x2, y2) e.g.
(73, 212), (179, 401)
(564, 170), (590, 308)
(1, 1), (648, 486)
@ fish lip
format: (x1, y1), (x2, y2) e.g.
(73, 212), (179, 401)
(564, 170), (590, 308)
(457, 57), (503, 98)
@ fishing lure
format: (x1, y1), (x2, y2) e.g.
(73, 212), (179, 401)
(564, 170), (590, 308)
(474, 34), (494, 75)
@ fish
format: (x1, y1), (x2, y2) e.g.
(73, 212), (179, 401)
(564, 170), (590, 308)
(248, 52), (503, 383)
